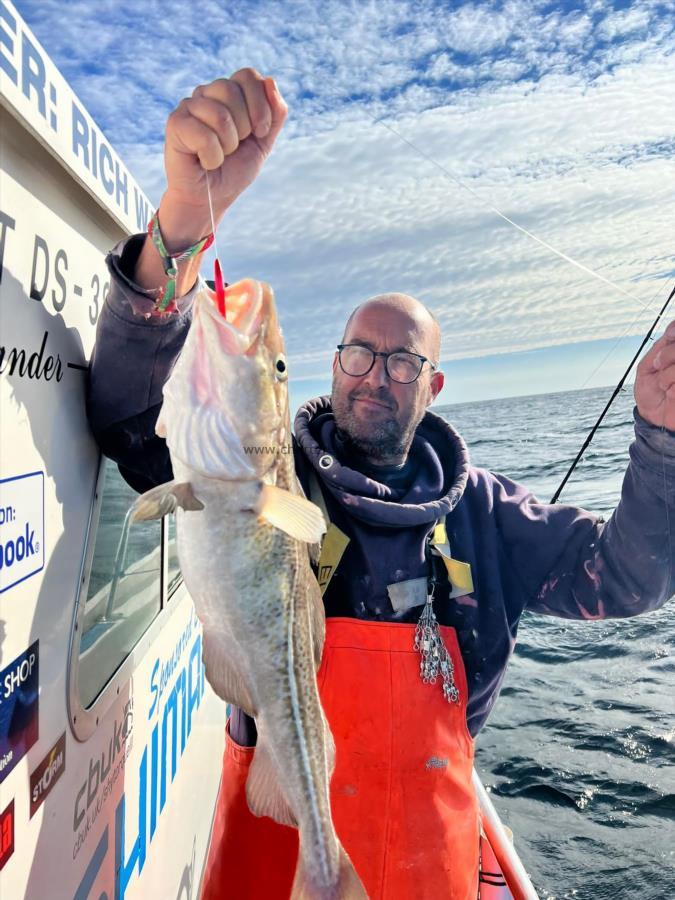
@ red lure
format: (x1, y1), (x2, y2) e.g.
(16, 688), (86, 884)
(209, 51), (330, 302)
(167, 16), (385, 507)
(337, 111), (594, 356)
(214, 258), (226, 318)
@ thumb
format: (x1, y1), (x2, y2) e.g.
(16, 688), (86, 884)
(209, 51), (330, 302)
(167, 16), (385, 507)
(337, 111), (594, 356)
(258, 77), (288, 154)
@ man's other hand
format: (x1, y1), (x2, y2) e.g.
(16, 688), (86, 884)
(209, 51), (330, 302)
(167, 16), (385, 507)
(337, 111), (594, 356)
(635, 320), (675, 430)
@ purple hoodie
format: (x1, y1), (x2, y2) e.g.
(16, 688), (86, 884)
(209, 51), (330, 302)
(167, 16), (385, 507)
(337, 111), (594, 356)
(87, 236), (675, 741)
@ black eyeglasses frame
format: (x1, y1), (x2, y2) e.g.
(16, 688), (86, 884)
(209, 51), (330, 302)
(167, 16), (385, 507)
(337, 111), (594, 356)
(336, 343), (437, 384)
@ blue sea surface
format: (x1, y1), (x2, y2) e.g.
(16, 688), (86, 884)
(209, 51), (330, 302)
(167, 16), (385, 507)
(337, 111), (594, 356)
(436, 385), (675, 900)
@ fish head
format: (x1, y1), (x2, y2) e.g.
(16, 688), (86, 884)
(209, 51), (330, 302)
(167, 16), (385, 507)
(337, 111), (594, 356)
(157, 278), (291, 481)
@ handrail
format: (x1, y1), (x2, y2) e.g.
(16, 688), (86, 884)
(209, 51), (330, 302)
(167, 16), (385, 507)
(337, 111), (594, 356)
(473, 769), (540, 900)
(105, 506), (135, 618)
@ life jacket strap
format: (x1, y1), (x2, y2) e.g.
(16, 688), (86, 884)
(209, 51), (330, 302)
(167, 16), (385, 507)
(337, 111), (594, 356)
(308, 469), (350, 596)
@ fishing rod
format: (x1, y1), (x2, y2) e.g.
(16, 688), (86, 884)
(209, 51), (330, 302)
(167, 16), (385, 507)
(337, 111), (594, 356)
(550, 283), (675, 504)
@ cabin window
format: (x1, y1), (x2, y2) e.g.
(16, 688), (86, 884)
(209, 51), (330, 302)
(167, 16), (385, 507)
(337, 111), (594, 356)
(77, 461), (162, 708)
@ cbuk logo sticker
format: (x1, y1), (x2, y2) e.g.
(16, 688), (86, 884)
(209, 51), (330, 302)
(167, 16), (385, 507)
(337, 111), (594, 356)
(0, 640), (39, 785)
(72, 699), (134, 860)
(30, 732), (66, 817)
(0, 472), (44, 594)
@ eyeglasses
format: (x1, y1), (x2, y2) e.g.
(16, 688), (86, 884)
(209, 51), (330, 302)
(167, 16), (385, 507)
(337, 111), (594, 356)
(336, 344), (436, 384)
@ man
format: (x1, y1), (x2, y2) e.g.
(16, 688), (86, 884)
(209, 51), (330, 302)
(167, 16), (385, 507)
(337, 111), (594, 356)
(87, 70), (675, 899)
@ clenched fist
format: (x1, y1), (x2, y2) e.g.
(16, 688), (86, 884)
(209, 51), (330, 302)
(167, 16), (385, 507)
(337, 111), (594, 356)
(165, 69), (288, 228)
(635, 320), (675, 431)
(135, 69), (287, 292)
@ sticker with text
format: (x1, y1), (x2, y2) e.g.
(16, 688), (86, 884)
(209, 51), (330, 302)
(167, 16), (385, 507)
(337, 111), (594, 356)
(30, 732), (66, 817)
(0, 640), (39, 784)
(0, 471), (44, 594)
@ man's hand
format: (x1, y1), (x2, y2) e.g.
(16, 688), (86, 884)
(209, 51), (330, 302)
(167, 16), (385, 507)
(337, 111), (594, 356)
(135, 69), (287, 293)
(162, 69), (288, 245)
(635, 320), (675, 430)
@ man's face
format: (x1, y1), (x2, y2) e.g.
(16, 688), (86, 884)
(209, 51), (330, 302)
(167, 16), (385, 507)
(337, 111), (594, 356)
(331, 302), (444, 463)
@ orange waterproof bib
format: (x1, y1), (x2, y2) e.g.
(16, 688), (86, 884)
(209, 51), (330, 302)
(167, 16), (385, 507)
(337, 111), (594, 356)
(201, 619), (479, 899)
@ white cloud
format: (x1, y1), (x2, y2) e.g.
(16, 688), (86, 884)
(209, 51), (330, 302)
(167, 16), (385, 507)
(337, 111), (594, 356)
(13, 0), (675, 394)
(597, 7), (652, 42)
(442, 4), (511, 54)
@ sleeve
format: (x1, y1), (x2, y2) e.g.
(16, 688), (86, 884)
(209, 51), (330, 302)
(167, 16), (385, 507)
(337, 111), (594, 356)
(494, 409), (675, 620)
(86, 235), (201, 493)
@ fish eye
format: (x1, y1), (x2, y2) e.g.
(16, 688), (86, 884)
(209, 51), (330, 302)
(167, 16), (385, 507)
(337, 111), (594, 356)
(274, 354), (288, 381)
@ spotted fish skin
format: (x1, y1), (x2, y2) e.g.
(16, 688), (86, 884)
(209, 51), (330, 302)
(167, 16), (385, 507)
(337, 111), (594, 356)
(138, 279), (366, 899)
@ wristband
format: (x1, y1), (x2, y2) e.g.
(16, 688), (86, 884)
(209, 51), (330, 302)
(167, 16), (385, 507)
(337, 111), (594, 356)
(147, 211), (214, 313)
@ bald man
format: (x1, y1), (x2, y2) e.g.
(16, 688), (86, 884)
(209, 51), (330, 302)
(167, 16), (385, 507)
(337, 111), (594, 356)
(87, 72), (675, 900)
(331, 294), (443, 467)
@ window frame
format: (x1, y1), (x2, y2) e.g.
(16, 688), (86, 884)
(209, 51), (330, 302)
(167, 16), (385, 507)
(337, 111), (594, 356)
(67, 457), (185, 742)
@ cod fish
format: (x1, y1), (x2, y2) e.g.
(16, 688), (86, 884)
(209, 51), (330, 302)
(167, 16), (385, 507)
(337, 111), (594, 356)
(131, 278), (366, 900)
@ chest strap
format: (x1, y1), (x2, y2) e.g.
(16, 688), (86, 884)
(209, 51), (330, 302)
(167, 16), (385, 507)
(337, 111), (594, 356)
(308, 469), (350, 596)
(430, 520), (474, 597)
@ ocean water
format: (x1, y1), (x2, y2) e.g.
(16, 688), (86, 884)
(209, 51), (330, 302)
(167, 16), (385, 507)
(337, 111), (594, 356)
(436, 385), (675, 900)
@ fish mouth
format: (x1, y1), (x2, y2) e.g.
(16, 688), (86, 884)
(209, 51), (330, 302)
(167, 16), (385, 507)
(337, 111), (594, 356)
(179, 277), (287, 481)
(203, 278), (265, 354)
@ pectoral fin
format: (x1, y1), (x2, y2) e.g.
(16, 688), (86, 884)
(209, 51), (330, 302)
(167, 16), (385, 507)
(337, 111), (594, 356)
(246, 736), (297, 826)
(255, 484), (326, 543)
(201, 632), (257, 716)
(130, 480), (204, 522)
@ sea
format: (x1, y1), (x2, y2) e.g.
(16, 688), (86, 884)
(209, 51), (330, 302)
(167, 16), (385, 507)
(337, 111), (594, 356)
(436, 385), (675, 900)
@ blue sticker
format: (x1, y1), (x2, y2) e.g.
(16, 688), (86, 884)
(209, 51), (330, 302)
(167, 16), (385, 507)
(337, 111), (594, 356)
(0, 472), (45, 594)
(0, 641), (39, 784)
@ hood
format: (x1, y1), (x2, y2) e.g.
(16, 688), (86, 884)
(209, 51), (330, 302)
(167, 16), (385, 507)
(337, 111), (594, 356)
(294, 396), (470, 528)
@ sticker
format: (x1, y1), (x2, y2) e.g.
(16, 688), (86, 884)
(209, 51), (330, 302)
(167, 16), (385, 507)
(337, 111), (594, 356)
(387, 577), (428, 613)
(30, 732), (66, 817)
(0, 800), (14, 871)
(0, 472), (45, 594)
(0, 640), (39, 784)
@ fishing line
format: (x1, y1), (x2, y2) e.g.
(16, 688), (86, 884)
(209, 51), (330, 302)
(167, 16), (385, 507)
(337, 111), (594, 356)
(205, 169), (220, 263)
(205, 169), (226, 315)
(271, 65), (651, 316)
(355, 97), (671, 529)
(578, 290), (664, 391)
(270, 71), (672, 533)
(367, 115), (652, 314)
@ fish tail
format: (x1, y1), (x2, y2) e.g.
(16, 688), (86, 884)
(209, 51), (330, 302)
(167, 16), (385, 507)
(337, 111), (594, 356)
(290, 843), (368, 900)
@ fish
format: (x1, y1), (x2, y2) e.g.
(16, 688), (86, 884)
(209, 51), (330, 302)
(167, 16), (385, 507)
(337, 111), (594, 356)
(130, 278), (367, 900)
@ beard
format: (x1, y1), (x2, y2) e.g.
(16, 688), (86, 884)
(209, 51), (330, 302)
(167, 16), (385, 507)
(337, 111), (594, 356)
(331, 379), (423, 462)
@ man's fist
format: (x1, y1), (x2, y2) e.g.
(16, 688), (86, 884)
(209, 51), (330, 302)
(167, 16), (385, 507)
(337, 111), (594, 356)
(635, 320), (675, 431)
(161, 69), (288, 247)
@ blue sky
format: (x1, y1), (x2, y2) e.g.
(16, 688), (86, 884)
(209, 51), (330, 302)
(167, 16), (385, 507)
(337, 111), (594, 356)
(15, 0), (675, 407)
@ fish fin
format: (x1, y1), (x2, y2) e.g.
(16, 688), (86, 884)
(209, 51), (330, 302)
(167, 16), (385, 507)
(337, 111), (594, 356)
(201, 632), (257, 717)
(256, 484), (326, 543)
(155, 409), (167, 438)
(290, 845), (367, 900)
(246, 738), (297, 826)
(130, 481), (204, 521)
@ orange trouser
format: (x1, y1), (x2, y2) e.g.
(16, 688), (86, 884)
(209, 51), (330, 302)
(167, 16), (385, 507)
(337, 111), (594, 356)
(201, 618), (479, 899)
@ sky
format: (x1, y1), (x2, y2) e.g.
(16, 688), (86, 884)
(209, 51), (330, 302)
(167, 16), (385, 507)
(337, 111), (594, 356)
(14, 0), (675, 409)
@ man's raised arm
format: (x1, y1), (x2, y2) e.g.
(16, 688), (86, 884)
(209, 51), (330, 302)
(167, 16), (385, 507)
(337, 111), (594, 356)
(86, 70), (288, 492)
(497, 323), (675, 620)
